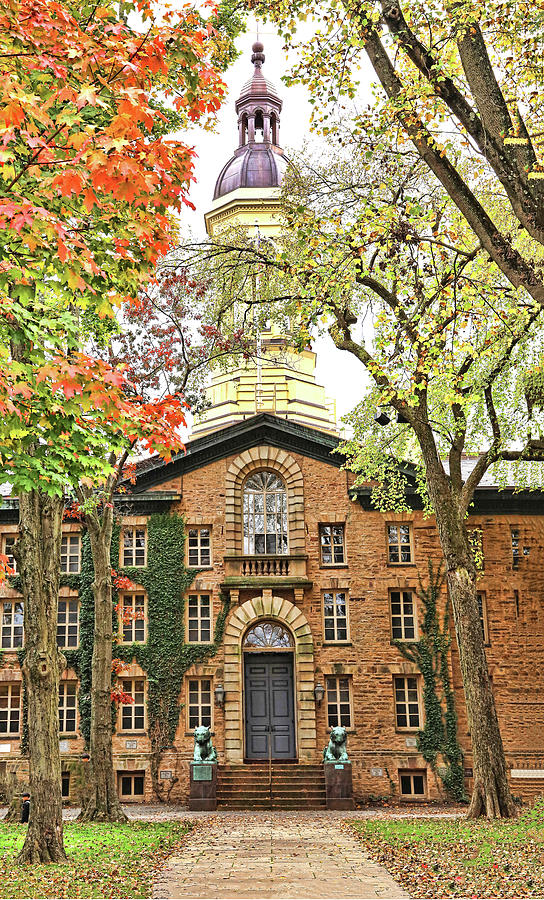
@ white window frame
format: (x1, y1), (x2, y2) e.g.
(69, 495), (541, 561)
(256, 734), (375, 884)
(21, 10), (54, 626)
(60, 534), (81, 574)
(187, 594), (212, 644)
(120, 593), (146, 644)
(122, 527), (147, 567)
(120, 678), (146, 732)
(399, 769), (427, 799)
(323, 591), (350, 643)
(187, 677), (212, 730)
(58, 682), (77, 734)
(187, 527), (212, 568)
(319, 524), (346, 566)
(394, 675), (422, 731)
(57, 598), (79, 649)
(325, 675), (353, 729)
(0, 683), (21, 735)
(390, 590), (417, 641)
(1, 600), (24, 650)
(387, 523), (413, 564)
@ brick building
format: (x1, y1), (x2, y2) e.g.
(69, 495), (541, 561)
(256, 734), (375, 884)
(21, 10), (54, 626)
(1, 44), (544, 809)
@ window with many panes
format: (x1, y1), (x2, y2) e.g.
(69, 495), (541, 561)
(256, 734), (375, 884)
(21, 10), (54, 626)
(187, 528), (212, 567)
(394, 676), (421, 730)
(326, 675), (352, 728)
(511, 528), (520, 569)
(60, 535), (81, 574)
(187, 594), (212, 643)
(118, 771), (145, 800)
(1, 601), (23, 649)
(57, 599), (79, 649)
(187, 678), (212, 729)
(243, 471), (288, 555)
(399, 769), (426, 798)
(58, 682), (77, 733)
(477, 592), (489, 644)
(122, 527), (146, 567)
(387, 524), (413, 564)
(323, 591), (349, 642)
(2, 535), (17, 573)
(0, 683), (21, 734)
(120, 679), (145, 731)
(390, 590), (416, 641)
(319, 524), (346, 566)
(120, 593), (146, 643)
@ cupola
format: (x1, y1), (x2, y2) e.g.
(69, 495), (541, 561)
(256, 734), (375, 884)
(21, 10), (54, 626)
(212, 42), (289, 201)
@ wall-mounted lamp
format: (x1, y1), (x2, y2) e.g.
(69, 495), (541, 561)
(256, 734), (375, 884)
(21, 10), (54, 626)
(374, 409), (391, 426)
(214, 683), (225, 708)
(314, 683), (325, 706)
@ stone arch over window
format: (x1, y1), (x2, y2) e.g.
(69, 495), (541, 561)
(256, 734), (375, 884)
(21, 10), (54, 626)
(225, 447), (304, 555)
(223, 594), (316, 763)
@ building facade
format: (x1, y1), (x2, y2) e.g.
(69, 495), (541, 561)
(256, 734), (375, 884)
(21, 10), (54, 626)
(1, 45), (544, 808)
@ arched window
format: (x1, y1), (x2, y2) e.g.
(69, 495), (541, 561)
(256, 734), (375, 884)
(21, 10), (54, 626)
(270, 112), (278, 145)
(243, 471), (288, 555)
(254, 109), (264, 142)
(244, 621), (293, 648)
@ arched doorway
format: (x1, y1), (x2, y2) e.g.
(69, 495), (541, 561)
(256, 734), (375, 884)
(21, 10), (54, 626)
(243, 622), (295, 760)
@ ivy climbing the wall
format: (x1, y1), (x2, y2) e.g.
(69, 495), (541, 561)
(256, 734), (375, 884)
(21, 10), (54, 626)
(394, 562), (467, 802)
(9, 514), (229, 799)
(114, 512), (229, 799)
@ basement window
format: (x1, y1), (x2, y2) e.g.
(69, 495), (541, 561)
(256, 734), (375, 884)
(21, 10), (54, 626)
(399, 769), (426, 799)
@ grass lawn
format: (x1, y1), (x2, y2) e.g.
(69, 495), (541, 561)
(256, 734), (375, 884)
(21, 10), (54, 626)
(349, 800), (544, 898)
(0, 820), (191, 898)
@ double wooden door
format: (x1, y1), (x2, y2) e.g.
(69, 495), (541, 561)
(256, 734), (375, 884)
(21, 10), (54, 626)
(244, 653), (295, 759)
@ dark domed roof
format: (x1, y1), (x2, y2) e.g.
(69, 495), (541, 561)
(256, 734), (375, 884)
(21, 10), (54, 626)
(213, 144), (289, 200)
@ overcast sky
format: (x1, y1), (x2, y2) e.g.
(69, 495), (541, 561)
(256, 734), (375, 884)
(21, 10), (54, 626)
(181, 18), (370, 429)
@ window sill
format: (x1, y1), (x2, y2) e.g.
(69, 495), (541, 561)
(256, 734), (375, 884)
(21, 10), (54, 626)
(119, 731), (147, 736)
(188, 565), (214, 570)
(59, 733), (79, 739)
(395, 729), (421, 735)
(387, 562), (416, 567)
(322, 641), (353, 646)
(185, 641), (213, 646)
(319, 564), (348, 570)
(390, 639), (418, 646)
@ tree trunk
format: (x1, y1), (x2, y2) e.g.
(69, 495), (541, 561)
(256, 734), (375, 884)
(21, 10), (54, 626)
(17, 490), (67, 863)
(446, 563), (516, 817)
(79, 509), (127, 822)
(421, 450), (517, 818)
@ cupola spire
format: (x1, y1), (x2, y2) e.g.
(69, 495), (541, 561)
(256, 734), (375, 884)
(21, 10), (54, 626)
(235, 41), (283, 148)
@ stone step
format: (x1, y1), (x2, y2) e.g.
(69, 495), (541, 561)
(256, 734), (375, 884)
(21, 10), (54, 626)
(217, 800), (327, 809)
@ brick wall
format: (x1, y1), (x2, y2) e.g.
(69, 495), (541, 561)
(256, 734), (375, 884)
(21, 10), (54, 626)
(1, 444), (544, 807)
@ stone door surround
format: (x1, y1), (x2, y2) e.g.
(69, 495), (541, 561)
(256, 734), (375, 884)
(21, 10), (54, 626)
(223, 592), (316, 763)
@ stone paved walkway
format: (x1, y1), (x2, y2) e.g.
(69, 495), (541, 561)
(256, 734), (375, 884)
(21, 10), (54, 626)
(153, 811), (410, 899)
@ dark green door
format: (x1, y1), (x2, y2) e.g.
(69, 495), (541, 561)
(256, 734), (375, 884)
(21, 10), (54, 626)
(244, 653), (295, 759)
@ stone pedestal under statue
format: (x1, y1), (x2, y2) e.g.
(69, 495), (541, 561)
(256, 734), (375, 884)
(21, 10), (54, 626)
(324, 760), (354, 810)
(189, 761), (217, 811)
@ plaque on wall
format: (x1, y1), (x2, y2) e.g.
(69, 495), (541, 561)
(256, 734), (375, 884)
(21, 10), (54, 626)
(160, 770), (172, 780)
(334, 764), (345, 770)
(59, 740), (69, 752)
(0, 744), (10, 753)
(370, 767), (383, 777)
(125, 740), (138, 750)
(193, 764), (212, 782)
(405, 737), (417, 747)
(464, 767), (474, 777)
